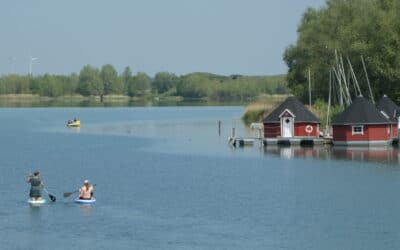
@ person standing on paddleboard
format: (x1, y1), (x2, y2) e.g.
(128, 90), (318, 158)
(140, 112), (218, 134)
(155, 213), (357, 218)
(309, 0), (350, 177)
(26, 171), (44, 201)
(78, 180), (94, 200)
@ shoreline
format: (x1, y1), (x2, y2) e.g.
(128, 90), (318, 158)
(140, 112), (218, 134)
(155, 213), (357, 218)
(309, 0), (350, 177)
(0, 94), (248, 107)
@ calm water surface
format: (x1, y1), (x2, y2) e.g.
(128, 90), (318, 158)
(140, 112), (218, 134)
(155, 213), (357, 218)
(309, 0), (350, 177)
(1, 107), (400, 250)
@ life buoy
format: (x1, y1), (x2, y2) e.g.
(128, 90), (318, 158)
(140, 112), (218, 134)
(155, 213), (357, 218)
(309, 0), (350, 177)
(305, 125), (313, 133)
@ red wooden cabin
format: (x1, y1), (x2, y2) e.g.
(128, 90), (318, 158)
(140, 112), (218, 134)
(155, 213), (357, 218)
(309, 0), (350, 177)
(332, 96), (396, 146)
(263, 96), (320, 138)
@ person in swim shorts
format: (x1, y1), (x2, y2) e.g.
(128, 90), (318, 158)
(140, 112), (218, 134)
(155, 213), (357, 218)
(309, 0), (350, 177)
(26, 171), (44, 201)
(78, 179), (94, 200)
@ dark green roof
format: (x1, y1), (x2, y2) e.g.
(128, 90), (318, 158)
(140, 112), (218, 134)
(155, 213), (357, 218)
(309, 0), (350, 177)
(332, 96), (392, 125)
(263, 96), (320, 124)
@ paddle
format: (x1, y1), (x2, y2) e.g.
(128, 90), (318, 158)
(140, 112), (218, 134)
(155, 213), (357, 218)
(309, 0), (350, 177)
(63, 189), (78, 198)
(43, 187), (57, 202)
(63, 184), (96, 198)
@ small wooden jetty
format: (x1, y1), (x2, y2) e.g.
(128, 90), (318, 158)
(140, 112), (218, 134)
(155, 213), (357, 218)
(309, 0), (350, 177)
(228, 137), (256, 147)
(228, 124), (261, 147)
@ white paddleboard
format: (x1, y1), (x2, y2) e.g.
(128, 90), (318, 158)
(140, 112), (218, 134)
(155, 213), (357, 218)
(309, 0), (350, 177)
(28, 199), (46, 205)
(74, 198), (96, 204)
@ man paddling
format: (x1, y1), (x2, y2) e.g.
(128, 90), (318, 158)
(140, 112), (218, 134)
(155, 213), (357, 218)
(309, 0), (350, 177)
(26, 171), (44, 201)
(78, 180), (94, 200)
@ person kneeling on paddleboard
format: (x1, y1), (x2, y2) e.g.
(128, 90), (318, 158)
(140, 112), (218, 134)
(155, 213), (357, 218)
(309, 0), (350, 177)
(78, 180), (94, 200)
(26, 171), (44, 201)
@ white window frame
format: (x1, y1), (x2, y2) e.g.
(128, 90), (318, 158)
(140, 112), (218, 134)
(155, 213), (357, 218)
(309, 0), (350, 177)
(352, 125), (364, 135)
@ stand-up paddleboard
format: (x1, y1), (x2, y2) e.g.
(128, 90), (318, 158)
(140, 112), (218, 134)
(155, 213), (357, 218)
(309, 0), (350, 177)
(28, 199), (46, 205)
(74, 198), (96, 205)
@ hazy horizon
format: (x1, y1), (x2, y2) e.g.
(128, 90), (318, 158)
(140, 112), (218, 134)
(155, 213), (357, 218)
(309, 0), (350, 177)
(1, 0), (326, 77)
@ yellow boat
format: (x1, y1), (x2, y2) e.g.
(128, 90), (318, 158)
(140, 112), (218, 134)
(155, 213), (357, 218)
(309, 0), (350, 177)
(67, 119), (81, 127)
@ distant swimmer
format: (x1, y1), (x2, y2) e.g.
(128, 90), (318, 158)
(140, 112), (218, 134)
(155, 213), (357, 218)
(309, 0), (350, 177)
(78, 180), (94, 200)
(26, 171), (44, 201)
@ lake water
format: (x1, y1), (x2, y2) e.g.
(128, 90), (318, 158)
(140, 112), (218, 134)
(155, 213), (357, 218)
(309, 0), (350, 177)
(1, 106), (400, 250)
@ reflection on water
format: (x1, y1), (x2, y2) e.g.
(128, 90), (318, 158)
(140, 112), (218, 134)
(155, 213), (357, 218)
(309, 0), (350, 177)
(78, 204), (93, 215)
(264, 145), (400, 165)
(29, 205), (43, 224)
(67, 126), (81, 133)
(29, 205), (42, 212)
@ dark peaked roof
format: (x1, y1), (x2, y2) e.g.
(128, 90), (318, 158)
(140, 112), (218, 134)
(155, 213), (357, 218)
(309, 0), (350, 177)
(376, 95), (400, 121)
(332, 96), (392, 125)
(263, 96), (320, 124)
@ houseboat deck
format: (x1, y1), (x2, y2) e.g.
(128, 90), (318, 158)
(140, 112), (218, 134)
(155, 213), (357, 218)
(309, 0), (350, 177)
(229, 136), (332, 147)
(263, 137), (325, 146)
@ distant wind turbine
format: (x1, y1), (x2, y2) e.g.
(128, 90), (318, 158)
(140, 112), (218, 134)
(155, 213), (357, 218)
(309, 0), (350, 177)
(29, 56), (38, 76)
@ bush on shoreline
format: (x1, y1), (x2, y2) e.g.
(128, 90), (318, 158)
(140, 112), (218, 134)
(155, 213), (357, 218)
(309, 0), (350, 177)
(0, 70), (288, 103)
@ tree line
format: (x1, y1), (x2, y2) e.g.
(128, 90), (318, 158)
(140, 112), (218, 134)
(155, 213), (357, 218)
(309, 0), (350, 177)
(0, 65), (288, 102)
(284, 0), (400, 104)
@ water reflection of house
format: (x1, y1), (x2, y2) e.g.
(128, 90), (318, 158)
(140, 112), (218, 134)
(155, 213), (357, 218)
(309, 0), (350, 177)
(332, 96), (396, 146)
(263, 145), (399, 164)
(264, 146), (323, 160)
(263, 96), (323, 145)
(330, 146), (399, 164)
(376, 95), (400, 141)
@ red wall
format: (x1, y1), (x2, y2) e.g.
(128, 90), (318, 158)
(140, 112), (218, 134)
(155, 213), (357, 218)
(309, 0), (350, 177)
(294, 123), (319, 137)
(392, 125), (398, 139)
(333, 124), (392, 142)
(263, 123), (319, 138)
(264, 124), (280, 138)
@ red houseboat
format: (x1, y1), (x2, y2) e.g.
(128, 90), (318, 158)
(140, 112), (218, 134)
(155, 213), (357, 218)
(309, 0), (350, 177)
(263, 96), (322, 145)
(332, 96), (396, 146)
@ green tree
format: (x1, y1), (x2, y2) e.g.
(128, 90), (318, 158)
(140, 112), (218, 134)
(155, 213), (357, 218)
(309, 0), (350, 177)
(122, 66), (132, 90)
(37, 74), (63, 97)
(0, 74), (30, 94)
(78, 65), (103, 96)
(176, 73), (209, 98)
(101, 64), (123, 95)
(284, 0), (400, 103)
(59, 73), (79, 95)
(152, 72), (178, 94)
(127, 72), (151, 97)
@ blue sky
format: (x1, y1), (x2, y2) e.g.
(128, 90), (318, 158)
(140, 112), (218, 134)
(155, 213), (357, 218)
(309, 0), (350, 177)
(0, 0), (326, 76)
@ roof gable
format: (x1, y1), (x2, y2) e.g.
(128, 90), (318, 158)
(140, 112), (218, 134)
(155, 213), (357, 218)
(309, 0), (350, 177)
(279, 109), (295, 118)
(332, 96), (392, 125)
(263, 96), (320, 124)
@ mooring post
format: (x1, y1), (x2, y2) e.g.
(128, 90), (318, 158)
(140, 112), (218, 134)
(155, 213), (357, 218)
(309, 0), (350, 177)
(218, 120), (221, 136)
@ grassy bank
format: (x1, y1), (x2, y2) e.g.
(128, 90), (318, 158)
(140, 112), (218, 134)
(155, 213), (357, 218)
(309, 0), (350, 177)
(242, 96), (345, 132)
(241, 94), (288, 125)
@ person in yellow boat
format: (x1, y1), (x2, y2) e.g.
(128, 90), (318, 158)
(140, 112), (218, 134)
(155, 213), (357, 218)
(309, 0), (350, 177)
(26, 171), (44, 201)
(78, 180), (94, 200)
